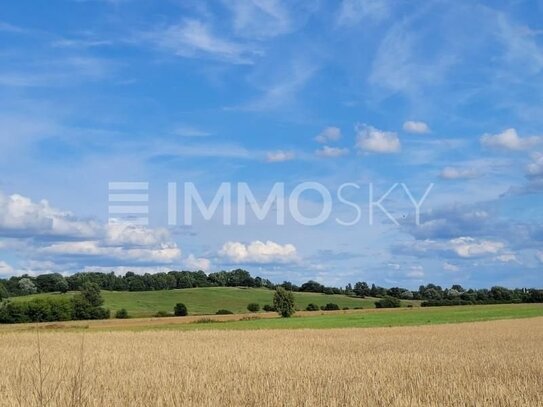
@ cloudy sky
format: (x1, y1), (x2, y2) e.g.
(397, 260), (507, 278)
(1, 0), (542, 288)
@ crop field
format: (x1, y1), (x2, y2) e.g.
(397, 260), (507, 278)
(1, 303), (541, 333)
(10, 287), (418, 316)
(0, 317), (541, 406)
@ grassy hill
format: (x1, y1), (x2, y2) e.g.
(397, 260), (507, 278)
(9, 287), (419, 317)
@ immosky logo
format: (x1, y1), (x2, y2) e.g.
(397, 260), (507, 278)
(109, 182), (434, 227)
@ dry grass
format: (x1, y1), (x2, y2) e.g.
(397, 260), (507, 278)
(0, 318), (542, 406)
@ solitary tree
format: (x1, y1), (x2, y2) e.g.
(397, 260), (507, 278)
(273, 287), (295, 318)
(174, 303), (188, 316)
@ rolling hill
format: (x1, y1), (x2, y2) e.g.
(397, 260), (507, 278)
(9, 287), (420, 317)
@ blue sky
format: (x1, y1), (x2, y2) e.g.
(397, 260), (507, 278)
(1, 0), (542, 288)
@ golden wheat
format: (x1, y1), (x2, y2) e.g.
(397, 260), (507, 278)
(0, 318), (542, 406)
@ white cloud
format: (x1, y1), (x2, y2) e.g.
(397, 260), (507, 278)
(0, 191), (181, 266)
(406, 265), (424, 278)
(496, 253), (518, 263)
(105, 223), (171, 247)
(526, 152), (543, 177)
(355, 124), (400, 153)
(481, 128), (541, 151)
(0, 192), (98, 239)
(443, 262), (460, 272)
(403, 121), (430, 134)
(405, 237), (505, 259)
(315, 146), (349, 158)
(439, 166), (479, 180)
(184, 254), (211, 271)
(40, 240), (181, 264)
(151, 19), (255, 64)
(315, 126), (342, 143)
(219, 240), (297, 264)
(536, 251), (543, 263)
(0, 261), (14, 276)
(449, 237), (504, 258)
(266, 150), (295, 162)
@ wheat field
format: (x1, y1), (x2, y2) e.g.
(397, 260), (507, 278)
(0, 317), (541, 406)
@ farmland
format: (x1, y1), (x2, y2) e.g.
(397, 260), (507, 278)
(1, 303), (541, 333)
(1, 317), (541, 406)
(9, 287), (418, 317)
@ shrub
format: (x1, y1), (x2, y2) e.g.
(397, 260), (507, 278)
(323, 303), (340, 311)
(262, 304), (276, 312)
(155, 310), (171, 317)
(342, 307), (349, 310)
(174, 303), (188, 316)
(115, 308), (129, 319)
(273, 287), (295, 318)
(247, 303), (260, 312)
(305, 303), (320, 311)
(216, 309), (234, 315)
(375, 296), (401, 308)
(195, 318), (218, 324)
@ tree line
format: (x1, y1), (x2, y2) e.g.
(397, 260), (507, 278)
(1, 270), (542, 307)
(0, 283), (109, 324)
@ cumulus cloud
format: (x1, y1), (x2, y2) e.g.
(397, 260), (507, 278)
(400, 236), (505, 259)
(0, 192), (98, 239)
(439, 166), (479, 180)
(448, 237), (504, 258)
(403, 121), (430, 134)
(315, 146), (349, 158)
(0, 191), (182, 268)
(184, 254), (211, 271)
(315, 126), (341, 143)
(219, 240), (297, 264)
(266, 150), (295, 162)
(481, 128), (541, 151)
(355, 124), (400, 153)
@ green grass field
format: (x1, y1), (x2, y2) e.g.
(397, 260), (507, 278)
(9, 287), (419, 317)
(146, 303), (543, 331)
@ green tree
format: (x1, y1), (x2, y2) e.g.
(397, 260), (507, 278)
(18, 278), (37, 295)
(115, 308), (129, 319)
(273, 287), (295, 318)
(174, 303), (188, 316)
(0, 282), (8, 300)
(80, 282), (104, 307)
(375, 296), (401, 308)
(247, 303), (260, 312)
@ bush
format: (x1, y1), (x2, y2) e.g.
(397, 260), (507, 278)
(305, 303), (320, 311)
(115, 308), (129, 319)
(375, 296), (401, 308)
(262, 304), (276, 312)
(323, 303), (340, 311)
(342, 307), (349, 310)
(174, 303), (188, 316)
(247, 303), (260, 312)
(155, 310), (172, 317)
(273, 287), (295, 318)
(216, 309), (234, 315)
